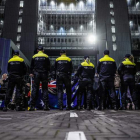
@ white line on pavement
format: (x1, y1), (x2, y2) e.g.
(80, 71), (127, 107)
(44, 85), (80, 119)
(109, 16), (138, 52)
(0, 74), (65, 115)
(125, 111), (140, 113)
(65, 131), (87, 140)
(109, 110), (117, 113)
(70, 112), (78, 117)
(0, 117), (12, 120)
(91, 110), (105, 115)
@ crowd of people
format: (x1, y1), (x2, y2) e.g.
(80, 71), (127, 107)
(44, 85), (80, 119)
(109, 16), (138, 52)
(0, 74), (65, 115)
(0, 46), (139, 111)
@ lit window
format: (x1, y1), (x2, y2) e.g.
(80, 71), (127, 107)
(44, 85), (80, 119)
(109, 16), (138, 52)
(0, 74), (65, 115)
(111, 26), (115, 33)
(16, 43), (20, 49)
(19, 9), (23, 15)
(113, 43), (117, 51)
(112, 35), (116, 42)
(17, 26), (21, 32)
(111, 18), (115, 24)
(110, 2), (114, 8)
(0, 20), (4, 25)
(18, 17), (22, 24)
(110, 10), (114, 16)
(17, 35), (21, 41)
(20, 1), (24, 7)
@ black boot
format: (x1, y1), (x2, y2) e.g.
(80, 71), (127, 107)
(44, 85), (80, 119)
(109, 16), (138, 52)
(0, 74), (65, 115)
(99, 101), (104, 110)
(77, 100), (81, 110)
(16, 106), (24, 111)
(122, 104), (126, 110)
(3, 106), (8, 112)
(87, 100), (91, 111)
(135, 105), (139, 110)
(29, 106), (35, 111)
(77, 105), (81, 110)
(113, 105), (118, 110)
(87, 105), (91, 111)
(66, 105), (72, 110)
(59, 106), (63, 110)
(44, 103), (50, 111)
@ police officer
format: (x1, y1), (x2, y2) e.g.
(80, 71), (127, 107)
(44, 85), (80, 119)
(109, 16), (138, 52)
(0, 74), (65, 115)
(53, 50), (73, 110)
(3, 50), (27, 111)
(97, 50), (117, 110)
(75, 56), (95, 110)
(118, 54), (136, 110)
(29, 46), (50, 111)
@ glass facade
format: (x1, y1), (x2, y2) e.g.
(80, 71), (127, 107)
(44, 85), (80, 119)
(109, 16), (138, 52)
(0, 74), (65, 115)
(37, 0), (96, 66)
(127, 0), (140, 50)
(0, 0), (6, 37)
(127, 0), (140, 63)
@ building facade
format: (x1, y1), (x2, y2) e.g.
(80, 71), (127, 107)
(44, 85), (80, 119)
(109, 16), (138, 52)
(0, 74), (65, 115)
(2, 0), (132, 68)
(37, 0), (97, 67)
(0, 0), (6, 37)
(127, 0), (140, 69)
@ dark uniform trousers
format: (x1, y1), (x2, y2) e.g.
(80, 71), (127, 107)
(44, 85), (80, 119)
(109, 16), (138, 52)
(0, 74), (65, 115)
(122, 78), (135, 105)
(100, 78), (116, 106)
(77, 78), (93, 107)
(31, 72), (48, 106)
(57, 73), (71, 108)
(6, 75), (23, 106)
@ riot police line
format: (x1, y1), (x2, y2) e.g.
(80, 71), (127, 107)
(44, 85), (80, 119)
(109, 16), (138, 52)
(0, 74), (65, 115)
(0, 46), (139, 111)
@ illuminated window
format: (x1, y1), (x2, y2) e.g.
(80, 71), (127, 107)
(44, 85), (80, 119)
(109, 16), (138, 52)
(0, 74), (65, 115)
(111, 18), (115, 24)
(110, 10), (114, 16)
(20, 1), (24, 7)
(110, 2), (114, 8)
(111, 26), (115, 33)
(19, 9), (23, 16)
(17, 35), (21, 41)
(113, 43), (117, 51)
(112, 35), (116, 42)
(18, 17), (22, 24)
(16, 43), (20, 49)
(17, 26), (21, 32)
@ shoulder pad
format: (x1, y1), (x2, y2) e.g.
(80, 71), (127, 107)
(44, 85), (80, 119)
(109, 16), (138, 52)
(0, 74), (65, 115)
(81, 62), (95, 68)
(122, 60), (136, 66)
(56, 56), (71, 62)
(8, 57), (24, 63)
(99, 57), (115, 62)
(33, 53), (48, 58)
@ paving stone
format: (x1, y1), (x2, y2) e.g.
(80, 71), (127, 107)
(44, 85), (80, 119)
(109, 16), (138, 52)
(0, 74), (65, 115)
(0, 110), (140, 140)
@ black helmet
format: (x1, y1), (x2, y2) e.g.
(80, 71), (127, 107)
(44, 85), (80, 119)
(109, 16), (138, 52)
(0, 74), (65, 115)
(14, 50), (19, 55)
(60, 50), (66, 53)
(125, 54), (131, 58)
(84, 56), (89, 59)
(104, 50), (109, 55)
(38, 46), (43, 50)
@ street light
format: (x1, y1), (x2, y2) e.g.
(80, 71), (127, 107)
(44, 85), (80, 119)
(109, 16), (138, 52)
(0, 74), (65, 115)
(87, 34), (96, 44)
